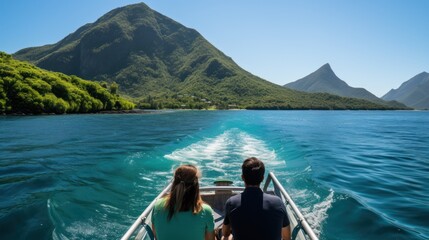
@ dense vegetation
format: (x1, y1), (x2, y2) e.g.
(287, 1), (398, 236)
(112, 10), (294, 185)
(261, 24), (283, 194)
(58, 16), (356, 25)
(13, 3), (407, 110)
(0, 52), (134, 114)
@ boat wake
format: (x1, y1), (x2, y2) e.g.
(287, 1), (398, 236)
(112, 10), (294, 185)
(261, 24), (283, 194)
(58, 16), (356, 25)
(301, 189), (334, 236)
(275, 163), (334, 238)
(164, 128), (285, 185)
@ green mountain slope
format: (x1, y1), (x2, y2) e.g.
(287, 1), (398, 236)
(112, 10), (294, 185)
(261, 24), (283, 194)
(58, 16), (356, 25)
(284, 64), (406, 108)
(382, 72), (429, 109)
(13, 3), (402, 110)
(0, 52), (134, 114)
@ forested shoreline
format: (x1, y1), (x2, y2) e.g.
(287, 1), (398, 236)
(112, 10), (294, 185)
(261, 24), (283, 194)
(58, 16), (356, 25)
(0, 52), (134, 114)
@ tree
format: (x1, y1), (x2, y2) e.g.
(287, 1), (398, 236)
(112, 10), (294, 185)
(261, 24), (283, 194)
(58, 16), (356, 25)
(110, 82), (119, 95)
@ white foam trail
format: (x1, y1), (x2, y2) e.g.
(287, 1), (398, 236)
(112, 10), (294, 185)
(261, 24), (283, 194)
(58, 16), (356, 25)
(236, 132), (279, 164)
(165, 131), (230, 163)
(140, 176), (153, 182)
(304, 166), (312, 172)
(302, 189), (335, 236)
(164, 129), (285, 183)
(290, 189), (311, 201)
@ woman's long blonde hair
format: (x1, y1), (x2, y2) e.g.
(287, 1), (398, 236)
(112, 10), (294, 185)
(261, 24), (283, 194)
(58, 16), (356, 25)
(165, 165), (203, 221)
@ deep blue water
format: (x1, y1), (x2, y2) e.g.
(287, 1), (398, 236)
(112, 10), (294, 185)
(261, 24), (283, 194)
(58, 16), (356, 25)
(0, 111), (428, 240)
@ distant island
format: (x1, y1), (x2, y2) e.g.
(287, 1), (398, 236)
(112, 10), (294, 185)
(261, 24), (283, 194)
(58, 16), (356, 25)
(2, 3), (413, 114)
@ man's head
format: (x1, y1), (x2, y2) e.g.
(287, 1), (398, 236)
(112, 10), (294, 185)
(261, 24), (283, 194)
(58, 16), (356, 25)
(242, 157), (265, 186)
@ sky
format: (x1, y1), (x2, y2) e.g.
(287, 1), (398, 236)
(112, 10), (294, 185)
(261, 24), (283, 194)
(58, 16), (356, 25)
(1, 0), (428, 97)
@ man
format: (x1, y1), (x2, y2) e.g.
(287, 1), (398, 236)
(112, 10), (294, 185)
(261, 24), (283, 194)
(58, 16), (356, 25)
(222, 157), (291, 240)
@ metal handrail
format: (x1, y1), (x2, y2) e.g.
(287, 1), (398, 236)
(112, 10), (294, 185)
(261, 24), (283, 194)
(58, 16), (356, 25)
(264, 172), (319, 240)
(122, 173), (319, 240)
(121, 182), (173, 240)
(121, 184), (242, 240)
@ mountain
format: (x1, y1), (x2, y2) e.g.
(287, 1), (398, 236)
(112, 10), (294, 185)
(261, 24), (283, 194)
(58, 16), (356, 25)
(285, 64), (383, 102)
(13, 3), (400, 110)
(0, 52), (134, 114)
(382, 72), (429, 109)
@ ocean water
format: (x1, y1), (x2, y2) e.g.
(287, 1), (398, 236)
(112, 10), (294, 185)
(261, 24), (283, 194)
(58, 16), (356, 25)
(0, 111), (428, 240)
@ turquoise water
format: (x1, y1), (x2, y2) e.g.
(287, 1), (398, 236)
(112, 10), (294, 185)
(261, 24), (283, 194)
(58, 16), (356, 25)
(0, 111), (428, 239)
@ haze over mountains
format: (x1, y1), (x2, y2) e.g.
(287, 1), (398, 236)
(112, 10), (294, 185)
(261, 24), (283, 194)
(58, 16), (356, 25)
(285, 64), (383, 102)
(12, 3), (405, 110)
(382, 72), (429, 109)
(285, 63), (426, 109)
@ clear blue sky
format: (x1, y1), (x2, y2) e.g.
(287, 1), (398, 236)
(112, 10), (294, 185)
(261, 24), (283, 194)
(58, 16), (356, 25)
(1, 0), (428, 97)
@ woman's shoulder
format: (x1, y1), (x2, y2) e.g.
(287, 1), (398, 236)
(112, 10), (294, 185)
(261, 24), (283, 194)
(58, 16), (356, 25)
(154, 197), (167, 209)
(201, 203), (214, 213)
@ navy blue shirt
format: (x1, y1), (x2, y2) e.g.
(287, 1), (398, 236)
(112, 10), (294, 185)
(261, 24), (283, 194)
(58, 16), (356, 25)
(223, 187), (290, 240)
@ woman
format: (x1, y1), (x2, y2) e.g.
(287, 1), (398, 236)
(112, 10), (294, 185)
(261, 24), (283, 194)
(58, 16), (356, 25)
(152, 165), (215, 240)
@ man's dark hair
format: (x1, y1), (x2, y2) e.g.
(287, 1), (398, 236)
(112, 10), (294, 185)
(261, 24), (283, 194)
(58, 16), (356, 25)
(242, 157), (265, 185)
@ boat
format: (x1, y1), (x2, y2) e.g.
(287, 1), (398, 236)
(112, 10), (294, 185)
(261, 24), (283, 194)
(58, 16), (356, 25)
(121, 172), (319, 240)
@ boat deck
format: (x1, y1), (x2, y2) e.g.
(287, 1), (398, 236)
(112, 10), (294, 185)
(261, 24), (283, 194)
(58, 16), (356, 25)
(201, 190), (235, 229)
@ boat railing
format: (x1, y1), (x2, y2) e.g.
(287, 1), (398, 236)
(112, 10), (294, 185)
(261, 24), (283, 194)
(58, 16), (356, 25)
(121, 182), (172, 240)
(122, 172), (319, 240)
(263, 172), (319, 240)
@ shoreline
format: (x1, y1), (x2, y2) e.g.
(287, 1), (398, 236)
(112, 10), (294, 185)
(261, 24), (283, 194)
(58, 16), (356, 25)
(1, 108), (425, 116)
